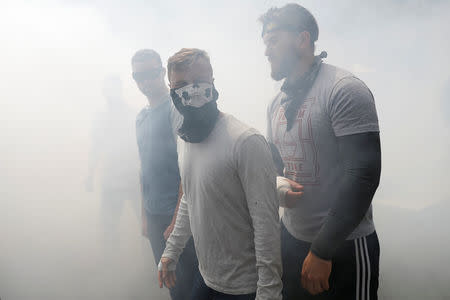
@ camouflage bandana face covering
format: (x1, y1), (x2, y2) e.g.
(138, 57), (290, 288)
(170, 83), (219, 143)
(174, 83), (215, 108)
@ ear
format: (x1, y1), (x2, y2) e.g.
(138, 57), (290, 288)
(298, 31), (311, 50)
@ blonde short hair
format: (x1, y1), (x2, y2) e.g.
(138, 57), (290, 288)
(167, 48), (212, 79)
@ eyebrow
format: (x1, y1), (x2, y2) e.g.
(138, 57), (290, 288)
(172, 81), (189, 89)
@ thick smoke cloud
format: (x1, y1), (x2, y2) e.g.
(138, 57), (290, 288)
(1, 0), (449, 299)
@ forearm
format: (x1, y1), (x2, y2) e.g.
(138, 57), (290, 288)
(169, 184), (183, 226)
(311, 132), (381, 260)
(238, 135), (283, 299)
(162, 195), (192, 263)
(247, 178), (283, 300)
(251, 205), (283, 300)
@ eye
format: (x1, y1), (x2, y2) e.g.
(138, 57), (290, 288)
(269, 37), (278, 46)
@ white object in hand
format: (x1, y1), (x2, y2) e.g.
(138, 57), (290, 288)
(277, 176), (292, 207)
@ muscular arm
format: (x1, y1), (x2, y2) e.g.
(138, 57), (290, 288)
(310, 132), (381, 260)
(237, 134), (282, 300)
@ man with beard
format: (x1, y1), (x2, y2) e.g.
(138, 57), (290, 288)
(131, 49), (197, 300)
(157, 48), (285, 300)
(260, 4), (381, 299)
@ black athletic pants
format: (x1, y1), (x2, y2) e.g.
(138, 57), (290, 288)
(281, 222), (380, 300)
(190, 273), (256, 300)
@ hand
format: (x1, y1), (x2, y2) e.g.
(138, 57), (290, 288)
(284, 178), (304, 208)
(163, 223), (175, 241)
(301, 251), (332, 295)
(158, 257), (176, 289)
(141, 213), (148, 238)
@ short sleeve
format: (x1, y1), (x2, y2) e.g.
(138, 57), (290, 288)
(266, 93), (283, 143)
(327, 77), (379, 137)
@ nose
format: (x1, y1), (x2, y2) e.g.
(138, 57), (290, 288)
(265, 44), (273, 59)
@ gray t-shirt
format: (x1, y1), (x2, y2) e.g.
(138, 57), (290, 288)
(267, 63), (379, 242)
(163, 113), (282, 300)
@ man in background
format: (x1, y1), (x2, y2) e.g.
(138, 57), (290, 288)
(132, 49), (197, 300)
(261, 4), (381, 299)
(86, 76), (139, 246)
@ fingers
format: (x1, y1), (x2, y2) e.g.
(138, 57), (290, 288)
(302, 275), (325, 295)
(163, 271), (176, 289)
(285, 178), (304, 191)
(322, 276), (330, 291)
(291, 183), (304, 192)
(167, 271), (177, 288)
(301, 268), (328, 295)
(312, 279), (323, 295)
(301, 271), (307, 292)
(159, 258), (177, 289)
(285, 191), (304, 208)
(158, 270), (163, 288)
(286, 191), (303, 198)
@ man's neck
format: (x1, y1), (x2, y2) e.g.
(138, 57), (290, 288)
(285, 53), (315, 85)
(146, 87), (169, 108)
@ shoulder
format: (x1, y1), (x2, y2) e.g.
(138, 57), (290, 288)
(267, 91), (284, 116)
(136, 106), (150, 126)
(318, 64), (369, 94)
(222, 115), (266, 153)
(331, 76), (372, 97)
(221, 114), (258, 137)
(234, 131), (271, 165)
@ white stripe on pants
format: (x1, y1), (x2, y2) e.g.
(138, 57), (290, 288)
(355, 237), (371, 300)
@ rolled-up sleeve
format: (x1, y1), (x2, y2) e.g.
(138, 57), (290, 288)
(236, 134), (283, 300)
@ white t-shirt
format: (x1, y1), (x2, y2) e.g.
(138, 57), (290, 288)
(163, 113), (282, 300)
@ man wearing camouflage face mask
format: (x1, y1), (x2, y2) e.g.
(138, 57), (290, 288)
(158, 48), (291, 300)
(170, 81), (219, 143)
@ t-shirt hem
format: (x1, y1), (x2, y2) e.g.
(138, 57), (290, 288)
(202, 276), (257, 295)
(334, 125), (380, 137)
(144, 208), (175, 217)
(282, 218), (376, 242)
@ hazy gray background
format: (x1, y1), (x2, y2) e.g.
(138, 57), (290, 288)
(1, 0), (449, 299)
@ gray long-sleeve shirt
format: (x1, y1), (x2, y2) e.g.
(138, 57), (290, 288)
(163, 113), (282, 299)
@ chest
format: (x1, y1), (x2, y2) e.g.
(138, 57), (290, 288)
(179, 141), (237, 197)
(270, 97), (336, 184)
(137, 112), (173, 153)
(271, 96), (333, 146)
